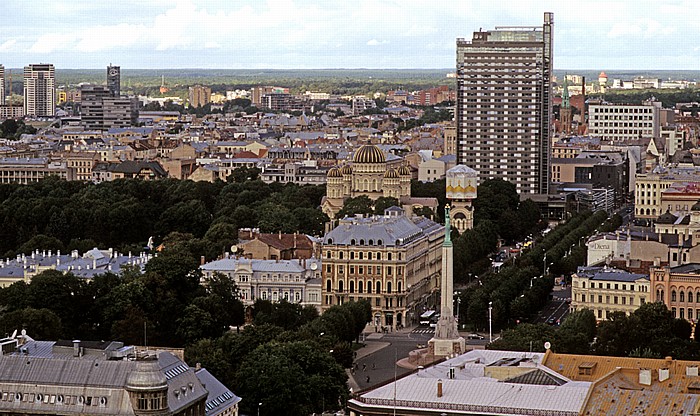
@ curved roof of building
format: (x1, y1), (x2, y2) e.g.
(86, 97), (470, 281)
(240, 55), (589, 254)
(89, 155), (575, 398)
(340, 164), (353, 175)
(398, 165), (411, 176)
(353, 144), (385, 164)
(327, 167), (342, 177)
(384, 168), (399, 178)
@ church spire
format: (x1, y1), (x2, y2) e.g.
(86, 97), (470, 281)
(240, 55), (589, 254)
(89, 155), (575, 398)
(562, 78), (570, 109)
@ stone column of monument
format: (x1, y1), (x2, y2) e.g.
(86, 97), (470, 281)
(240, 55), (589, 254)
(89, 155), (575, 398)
(429, 205), (465, 356)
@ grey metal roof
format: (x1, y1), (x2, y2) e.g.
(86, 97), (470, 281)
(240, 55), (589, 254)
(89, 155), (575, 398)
(196, 368), (241, 416)
(324, 215), (443, 247)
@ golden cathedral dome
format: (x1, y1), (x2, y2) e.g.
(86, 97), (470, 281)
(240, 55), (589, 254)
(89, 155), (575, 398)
(384, 168), (399, 178)
(353, 144), (386, 164)
(398, 165), (411, 176)
(340, 165), (353, 175)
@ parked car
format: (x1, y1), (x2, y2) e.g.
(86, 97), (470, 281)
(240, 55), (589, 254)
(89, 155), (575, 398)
(467, 333), (485, 340)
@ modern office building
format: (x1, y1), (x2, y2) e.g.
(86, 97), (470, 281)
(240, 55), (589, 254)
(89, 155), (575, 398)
(456, 13), (553, 195)
(107, 64), (121, 97)
(81, 85), (132, 130)
(23, 64), (56, 117)
(588, 99), (661, 142)
(188, 85), (211, 108)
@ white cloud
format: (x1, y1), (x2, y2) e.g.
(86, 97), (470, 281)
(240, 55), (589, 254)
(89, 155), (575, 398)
(204, 41), (221, 49)
(608, 18), (675, 38)
(367, 39), (389, 46)
(29, 33), (77, 53)
(0, 39), (16, 51)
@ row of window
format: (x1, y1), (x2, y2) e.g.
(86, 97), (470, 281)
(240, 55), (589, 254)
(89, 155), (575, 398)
(0, 391), (108, 407)
(329, 264), (402, 276)
(326, 279), (402, 294)
(580, 293), (644, 305)
(590, 107), (654, 113)
(580, 281), (647, 291)
(669, 289), (700, 303)
(326, 250), (399, 260)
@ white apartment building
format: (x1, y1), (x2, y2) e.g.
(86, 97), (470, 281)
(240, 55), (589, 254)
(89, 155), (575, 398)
(24, 64), (56, 117)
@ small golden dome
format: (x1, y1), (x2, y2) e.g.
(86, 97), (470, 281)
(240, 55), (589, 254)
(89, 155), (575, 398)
(384, 168), (399, 178)
(398, 165), (411, 176)
(327, 167), (342, 177)
(340, 165), (353, 175)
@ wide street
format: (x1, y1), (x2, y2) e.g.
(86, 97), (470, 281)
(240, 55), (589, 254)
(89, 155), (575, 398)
(349, 326), (492, 392)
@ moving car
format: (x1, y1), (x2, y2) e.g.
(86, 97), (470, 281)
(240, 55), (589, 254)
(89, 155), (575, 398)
(467, 333), (485, 340)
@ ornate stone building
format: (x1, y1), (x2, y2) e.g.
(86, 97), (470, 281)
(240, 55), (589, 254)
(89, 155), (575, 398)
(321, 144), (411, 218)
(321, 208), (444, 330)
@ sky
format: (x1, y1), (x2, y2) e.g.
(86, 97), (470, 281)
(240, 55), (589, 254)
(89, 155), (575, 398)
(1, 0), (699, 70)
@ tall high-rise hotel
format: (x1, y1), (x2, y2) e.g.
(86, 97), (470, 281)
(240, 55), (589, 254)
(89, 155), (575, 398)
(0, 65), (5, 105)
(24, 64), (56, 117)
(456, 13), (553, 195)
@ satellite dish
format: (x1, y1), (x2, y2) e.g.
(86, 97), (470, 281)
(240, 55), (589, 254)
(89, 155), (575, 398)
(310, 263), (318, 270)
(10, 329), (17, 339)
(544, 341), (551, 350)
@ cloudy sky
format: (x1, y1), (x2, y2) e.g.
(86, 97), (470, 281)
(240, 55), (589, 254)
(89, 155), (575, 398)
(1, 0), (698, 69)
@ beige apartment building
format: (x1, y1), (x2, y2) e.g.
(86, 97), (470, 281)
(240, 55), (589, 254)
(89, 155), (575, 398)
(571, 266), (650, 320)
(321, 209), (444, 330)
(0, 157), (74, 184)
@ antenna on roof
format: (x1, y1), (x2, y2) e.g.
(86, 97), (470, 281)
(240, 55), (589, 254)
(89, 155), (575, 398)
(144, 321), (148, 352)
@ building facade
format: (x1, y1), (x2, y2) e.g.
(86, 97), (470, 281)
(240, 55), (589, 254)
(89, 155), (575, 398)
(321, 212), (444, 330)
(571, 266), (650, 321)
(456, 13), (553, 195)
(0, 64), (4, 105)
(200, 256), (322, 311)
(107, 65), (121, 97)
(588, 99), (661, 143)
(650, 264), (700, 323)
(81, 85), (133, 131)
(188, 86), (212, 108)
(24, 64), (56, 117)
(0, 157), (74, 184)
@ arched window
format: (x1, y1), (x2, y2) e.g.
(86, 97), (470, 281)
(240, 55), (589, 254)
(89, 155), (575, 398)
(339, 252), (344, 260)
(689, 291), (694, 303)
(350, 252), (355, 260)
(377, 240), (383, 245)
(387, 282), (392, 294)
(339, 280), (344, 293)
(582, 282), (586, 289)
(376, 281), (381, 294)
(326, 251), (332, 259)
(358, 281), (364, 293)
(349, 281), (355, 293)
(351, 239), (356, 245)
(327, 238), (333, 244)
(360, 239), (365, 245)
(672, 290), (677, 302)
(681, 291), (685, 302)
(369, 239), (374, 245)
(367, 280), (372, 293)
(388, 253), (392, 261)
(326, 280), (332, 292)
(397, 281), (402, 292)
(377, 252), (381, 260)
(359, 252), (364, 260)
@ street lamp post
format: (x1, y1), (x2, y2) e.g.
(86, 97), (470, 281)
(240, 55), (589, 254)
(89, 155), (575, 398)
(488, 301), (493, 343)
(258, 402), (262, 416)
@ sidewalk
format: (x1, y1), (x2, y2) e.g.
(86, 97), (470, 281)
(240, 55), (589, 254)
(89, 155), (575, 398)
(347, 340), (390, 392)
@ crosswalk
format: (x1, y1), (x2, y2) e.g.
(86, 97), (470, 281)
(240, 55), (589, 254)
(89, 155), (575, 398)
(411, 327), (435, 334)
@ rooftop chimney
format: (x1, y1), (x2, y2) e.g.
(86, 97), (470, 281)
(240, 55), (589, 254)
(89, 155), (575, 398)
(73, 340), (81, 357)
(437, 379), (443, 398)
(200, 256), (206, 265)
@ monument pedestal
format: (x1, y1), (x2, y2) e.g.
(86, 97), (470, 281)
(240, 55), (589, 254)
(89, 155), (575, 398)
(429, 315), (465, 357)
(428, 336), (466, 357)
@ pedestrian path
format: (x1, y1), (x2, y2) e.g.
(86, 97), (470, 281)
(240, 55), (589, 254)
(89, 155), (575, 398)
(411, 327), (434, 335)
